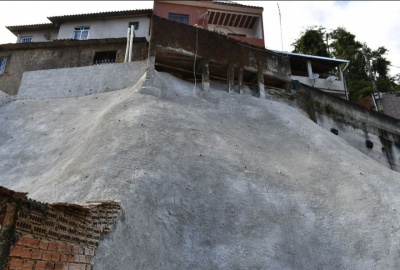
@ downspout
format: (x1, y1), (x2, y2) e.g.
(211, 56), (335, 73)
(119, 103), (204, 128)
(124, 28), (130, 63)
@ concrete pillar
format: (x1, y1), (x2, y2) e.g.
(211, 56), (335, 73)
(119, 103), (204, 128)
(227, 63), (235, 94)
(146, 41), (156, 86)
(258, 63), (265, 98)
(237, 67), (244, 94)
(202, 60), (210, 92)
(307, 60), (313, 79)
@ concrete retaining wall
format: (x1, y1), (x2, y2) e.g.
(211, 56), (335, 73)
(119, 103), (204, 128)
(17, 61), (146, 100)
(0, 91), (14, 107)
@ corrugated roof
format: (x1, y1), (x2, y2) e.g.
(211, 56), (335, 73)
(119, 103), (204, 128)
(272, 50), (350, 63)
(0, 37), (147, 51)
(6, 23), (58, 36)
(48, 9), (153, 24)
(212, 0), (263, 9)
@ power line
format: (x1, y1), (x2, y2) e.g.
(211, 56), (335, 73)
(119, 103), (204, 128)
(389, 64), (400, 69)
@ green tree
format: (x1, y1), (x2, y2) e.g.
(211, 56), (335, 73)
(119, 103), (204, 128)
(291, 26), (329, 57)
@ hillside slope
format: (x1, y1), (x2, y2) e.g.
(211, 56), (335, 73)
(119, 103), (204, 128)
(0, 69), (399, 269)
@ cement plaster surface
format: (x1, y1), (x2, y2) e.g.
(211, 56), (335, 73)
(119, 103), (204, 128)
(0, 70), (400, 269)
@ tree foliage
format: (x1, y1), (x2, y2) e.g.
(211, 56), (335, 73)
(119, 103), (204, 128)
(292, 26), (398, 101)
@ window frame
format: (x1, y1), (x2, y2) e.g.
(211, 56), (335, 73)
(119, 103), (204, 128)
(168, 13), (189, 25)
(0, 56), (8, 75)
(72, 26), (90, 40)
(128, 22), (139, 31)
(20, 37), (33, 43)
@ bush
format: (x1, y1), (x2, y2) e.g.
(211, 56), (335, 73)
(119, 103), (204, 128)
(314, 100), (321, 109)
(325, 103), (334, 114)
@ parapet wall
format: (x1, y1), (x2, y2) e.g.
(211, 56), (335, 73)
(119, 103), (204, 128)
(0, 186), (122, 270)
(17, 61), (147, 100)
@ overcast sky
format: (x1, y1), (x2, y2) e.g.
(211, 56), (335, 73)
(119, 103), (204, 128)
(1, 1), (399, 76)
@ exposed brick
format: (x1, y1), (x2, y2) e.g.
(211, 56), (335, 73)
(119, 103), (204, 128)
(79, 255), (86, 263)
(67, 254), (75, 263)
(39, 240), (49, 250)
(21, 247), (32, 258)
(66, 244), (73, 253)
(9, 258), (23, 269)
(71, 245), (79, 254)
(31, 249), (42, 260)
(4, 203), (15, 227)
(60, 253), (68, 262)
(68, 263), (76, 270)
(28, 238), (40, 248)
(52, 252), (61, 262)
(48, 242), (58, 251)
(54, 262), (69, 270)
(85, 256), (90, 264)
(86, 264), (91, 270)
(17, 235), (32, 246)
(58, 243), (67, 252)
(44, 263), (54, 270)
(10, 245), (23, 256)
(35, 261), (47, 270)
(42, 251), (53, 261)
(22, 260), (35, 270)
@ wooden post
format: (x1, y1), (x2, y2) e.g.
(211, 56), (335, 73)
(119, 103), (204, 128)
(202, 59), (210, 92)
(238, 67), (243, 94)
(227, 63), (234, 94)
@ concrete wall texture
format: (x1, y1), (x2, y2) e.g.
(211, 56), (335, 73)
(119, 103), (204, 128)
(0, 42), (147, 96)
(18, 30), (59, 43)
(17, 61), (147, 100)
(57, 17), (151, 41)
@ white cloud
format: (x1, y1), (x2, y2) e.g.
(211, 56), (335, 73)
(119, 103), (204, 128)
(1, 1), (399, 76)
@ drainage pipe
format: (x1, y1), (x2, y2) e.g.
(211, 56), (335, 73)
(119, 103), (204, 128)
(124, 28), (130, 63)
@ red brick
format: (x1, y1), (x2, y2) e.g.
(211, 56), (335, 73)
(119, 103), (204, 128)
(22, 260), (35, 270)
(17, 235), (31, 246)
(44, 263), (54, 270)
(10, 245), (23, 256)
(74, 254), (80, 263)
(28, 238), (40, 248)
(66, 244), (73, 252)
(4, 203), (15, 227)
(42, 251), (53, 261)
(85, 256), (90, 264)
(79, 255), (86, 263)
(35, 261), (47, 270)
(21, 247), (32, 258)
(67, 254), (75, 263)
(48, 242), (58, 251)
(60, 253), (68, 262)
(58, 243), (67, 252)
(9, 258), (23, 269)
(52, 252), (61, 261)
(54, 262), (69, 270)
(31, 249), (42, 260)
(68, 263), (76, 270)
(71, 245), (79, 254)
(39, 240), (49, 250)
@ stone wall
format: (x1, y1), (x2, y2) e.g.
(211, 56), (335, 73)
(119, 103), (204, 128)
(0, 40), (148, 96)
(0, 186), (122, 270)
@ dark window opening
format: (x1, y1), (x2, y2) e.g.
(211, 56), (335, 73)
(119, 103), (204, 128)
(169, 13), (189, 25)
(290, 58), (308, 77)
(129, 22), (139, 30)
(93, 51), (116, 65)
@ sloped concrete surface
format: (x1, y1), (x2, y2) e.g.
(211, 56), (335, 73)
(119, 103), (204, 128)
(0, 70), (400, 269)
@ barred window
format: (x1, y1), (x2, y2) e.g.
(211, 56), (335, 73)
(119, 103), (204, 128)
(20, 37), (32, 43)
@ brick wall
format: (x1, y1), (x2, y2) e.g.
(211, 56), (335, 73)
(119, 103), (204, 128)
(0, 186), (122, 270)
(228, 36), (265, 48)
(355, 95), (375, 110)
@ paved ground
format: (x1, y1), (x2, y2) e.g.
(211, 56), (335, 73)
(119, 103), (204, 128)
(0, 69), (399, 269)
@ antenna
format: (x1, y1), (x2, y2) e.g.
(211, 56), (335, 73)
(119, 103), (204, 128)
(277, 3), (283, 52)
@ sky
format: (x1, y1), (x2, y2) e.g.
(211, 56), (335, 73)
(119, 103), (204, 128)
(0, 1), (399, 76)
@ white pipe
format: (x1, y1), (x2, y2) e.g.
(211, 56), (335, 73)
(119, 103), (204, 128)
(371, 93), (378, 111)
(129, 25), (134, 62)
(124, 28), (130, 63)
(342, 62), (350, 72)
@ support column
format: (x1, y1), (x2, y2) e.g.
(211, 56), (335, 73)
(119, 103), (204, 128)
(202, 59), (210, 92)
(146, 41), (156, 86)
(258, 63), (265, 98)
(227, 63), (235, 94)
(307, 60), (313, 78)
(237, 67), (244, 94)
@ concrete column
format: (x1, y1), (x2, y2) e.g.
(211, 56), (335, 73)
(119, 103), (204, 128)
(227, 63), (235, 94)
(237, 67), (244, 94)
(202, 59), (210, 92)
(307, 60), (313, 78)
(146, 41), (156, 85)
(258, 62), (265, 98)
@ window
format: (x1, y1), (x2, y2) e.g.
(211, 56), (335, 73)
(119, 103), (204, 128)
(168, 14), (189, 25)
(93, 51), (117, 65)
(0, 57), (7, 75)
(20, 37), (32, 43)
(129, 22), (139, 30)
(73, 26), (90, 40)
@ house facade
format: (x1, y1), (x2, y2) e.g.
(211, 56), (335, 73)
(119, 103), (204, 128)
(153, 0), (265, 47)
(0, 9), (152, 95)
